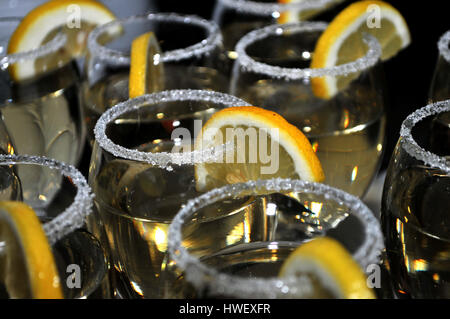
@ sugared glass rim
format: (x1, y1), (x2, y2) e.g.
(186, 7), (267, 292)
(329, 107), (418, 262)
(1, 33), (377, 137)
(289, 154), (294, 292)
(0, 154), (94, 245)
(438, 30), (450, 63)
(234, 21), (382, 80)
(216, 0), (340, 16)
(168, 178), (384, 299)
(400, 99), (450, 173)
(87, 13), (223, 66)
(0, 17), (67, 66)
(94, 89), (251, 170)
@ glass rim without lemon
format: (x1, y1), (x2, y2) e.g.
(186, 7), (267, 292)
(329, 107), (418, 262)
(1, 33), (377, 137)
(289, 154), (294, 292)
(87, 12), (223, 66)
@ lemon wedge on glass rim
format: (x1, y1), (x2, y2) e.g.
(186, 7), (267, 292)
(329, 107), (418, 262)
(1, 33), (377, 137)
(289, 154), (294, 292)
(0, 201), (62, 299)
(194, 106), (325, 192)
(279, 236), (376, 299)
(310, 0), (411, 99)
(7, 0), (117, 81)
(129, 31), (165, 99)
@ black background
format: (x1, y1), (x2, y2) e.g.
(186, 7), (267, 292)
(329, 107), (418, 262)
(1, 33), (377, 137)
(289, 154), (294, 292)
(153, 0), (449, 170)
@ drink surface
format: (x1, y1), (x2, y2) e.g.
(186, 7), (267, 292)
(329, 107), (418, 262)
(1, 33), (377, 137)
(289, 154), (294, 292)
(165, 241), (336, 299)
(382, 110), (450, 298)
(239, 80), (385, 197)
(0, 63), (84, 207)
(83, 64), (229, 143)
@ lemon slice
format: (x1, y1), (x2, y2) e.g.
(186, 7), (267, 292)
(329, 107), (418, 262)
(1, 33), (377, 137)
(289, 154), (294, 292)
(310, 0), (411, 99)
(194, 106), (324, 192)
(0, 201), (62, 299)
(279, 237), (376, 299)
(7, 0), (117, 81)
(129, 31), (165, 99)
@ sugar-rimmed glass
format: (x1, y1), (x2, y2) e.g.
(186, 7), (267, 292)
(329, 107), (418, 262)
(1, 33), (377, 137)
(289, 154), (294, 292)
(89, 89), (250, 298)
(84, 13), (227, 144)
(212, 0), (342, 69)
(381, 100), (450, 299)
(0, 17), (86, 200)
(231, 22), (386, 197)
(0, 154), (106, 299)
(166, 178), (384, 298)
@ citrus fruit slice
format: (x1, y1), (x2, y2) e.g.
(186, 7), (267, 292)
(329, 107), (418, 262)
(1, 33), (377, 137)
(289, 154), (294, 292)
(194, 106), (325, 192)
(7, 0), (117, 81)
(310, 0), (411, 99)
(0, 201), (63, 299)
(129, 31), (164, 99)
(279, 237), (376, 299)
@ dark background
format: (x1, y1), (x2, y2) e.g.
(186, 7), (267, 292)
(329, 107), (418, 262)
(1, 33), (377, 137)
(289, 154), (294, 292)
(153, 0), (448, 170)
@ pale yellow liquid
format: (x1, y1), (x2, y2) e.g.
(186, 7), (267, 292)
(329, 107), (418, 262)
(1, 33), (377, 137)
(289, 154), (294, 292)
(238, 80), (385, 197)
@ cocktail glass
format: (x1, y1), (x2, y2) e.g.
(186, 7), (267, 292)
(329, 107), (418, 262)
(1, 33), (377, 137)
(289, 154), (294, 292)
(166, 178), (384, 298)
(231, 22), (386, 197)
(381, 100), (450, 298)
(89, 89), (251, 298)
(0, 154), (106, 299)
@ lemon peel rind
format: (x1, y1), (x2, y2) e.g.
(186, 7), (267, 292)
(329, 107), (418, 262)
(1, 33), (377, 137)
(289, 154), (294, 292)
(88, 13), (222, 66)
(215, 0), (337, 16)
(194, 106), (325, 188)
(94, 90), (251, 170)
(232, 22), (381, 82)
(0, 17), (66, 65)
(0, 154), (94, 245)
(278, 237), (376, 299)
(0, 201), (63, 299)
(168, 178), (384, 299)
(438, 30), (450, 63)
(400, 99), (450, 174)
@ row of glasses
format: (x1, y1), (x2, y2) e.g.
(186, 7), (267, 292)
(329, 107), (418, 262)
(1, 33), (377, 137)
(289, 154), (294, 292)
(82, 6), (390, 299)
(0, 154), (104, 299)
(0, 3), (409, 299)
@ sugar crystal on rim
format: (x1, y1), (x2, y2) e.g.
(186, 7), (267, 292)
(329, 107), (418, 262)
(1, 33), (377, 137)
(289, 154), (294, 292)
(94, 89), (252, 170)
